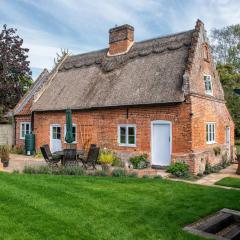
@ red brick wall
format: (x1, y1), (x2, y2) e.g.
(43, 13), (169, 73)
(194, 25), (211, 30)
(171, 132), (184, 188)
(15, 115), (31, 147)
(33, 102), (192, 157)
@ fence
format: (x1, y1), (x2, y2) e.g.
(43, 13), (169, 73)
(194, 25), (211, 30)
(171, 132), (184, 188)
(0, 124), (14, 146)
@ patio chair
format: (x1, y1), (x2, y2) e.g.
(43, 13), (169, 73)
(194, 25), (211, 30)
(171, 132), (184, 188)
(40, 144), (61, 166)
(79, 146), (100, 170)
(90, 144), (97, 148)
(63, 149), (77, 165)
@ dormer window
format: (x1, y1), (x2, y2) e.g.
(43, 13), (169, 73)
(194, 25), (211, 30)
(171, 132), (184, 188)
(204, 75), (213, 95)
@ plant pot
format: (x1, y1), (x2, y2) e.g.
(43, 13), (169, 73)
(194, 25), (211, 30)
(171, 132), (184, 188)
(2, 161), (9, 168)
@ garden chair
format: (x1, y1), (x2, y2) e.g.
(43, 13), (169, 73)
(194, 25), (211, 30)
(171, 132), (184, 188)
(40, 144), (61, 166)
(79, 146), (100, 170)
(63, 149), (77, 165)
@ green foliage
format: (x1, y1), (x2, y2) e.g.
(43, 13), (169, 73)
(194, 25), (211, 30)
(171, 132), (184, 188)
(112, 155), (125, 167)
(111, 168), (127, 177)
(0, 24), (32, 113)
(166, 162), (189, 178)
(153, 175), (163, 179)
(204, 159), (230, 175)
(98, 149), (114, 165)
(35, 151), (43, 158)
(0, 144), (10, 162)
(23, 165), (85, 176)
(211, 24), (240, 67)
(92, 170), (108, 177)
(10, 146), (25, 155)
(216, 64), (240, 137)
(129, 154), (148, 169)
(213, 146), (221, 156)
(127, 172), (138, 178)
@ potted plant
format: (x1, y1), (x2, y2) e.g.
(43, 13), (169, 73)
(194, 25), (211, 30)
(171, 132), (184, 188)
(0, 145), (10, 167)
(98, 149), (114, 171)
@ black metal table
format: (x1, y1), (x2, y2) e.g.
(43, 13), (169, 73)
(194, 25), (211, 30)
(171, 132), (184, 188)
(53, 150), (84, 165)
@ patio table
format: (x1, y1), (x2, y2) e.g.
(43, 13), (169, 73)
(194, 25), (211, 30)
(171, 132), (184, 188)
(53, 150), (85, 165)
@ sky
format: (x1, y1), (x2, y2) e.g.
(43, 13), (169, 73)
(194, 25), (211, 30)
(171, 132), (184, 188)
(0, 0), (240, 80)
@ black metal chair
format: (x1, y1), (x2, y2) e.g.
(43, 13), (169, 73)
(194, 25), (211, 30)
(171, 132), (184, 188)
(90, 144), (97, 148)
(79, 146), (100, 169)
(40, 144), (61, 166)
(63, 149), (77, 165)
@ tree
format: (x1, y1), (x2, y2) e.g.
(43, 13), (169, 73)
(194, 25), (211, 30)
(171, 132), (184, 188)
(0, 24), (32, 113)
(211, 24), (240, 68)
(217, 64), (240, 137)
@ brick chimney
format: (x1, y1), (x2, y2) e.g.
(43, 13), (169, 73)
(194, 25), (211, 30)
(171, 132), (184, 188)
(108, 24), (134, 56)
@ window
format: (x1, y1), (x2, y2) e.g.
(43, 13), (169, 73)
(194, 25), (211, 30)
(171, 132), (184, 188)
(64, 124), (77, 143)
(118, 125), (136, 147)
(52, 126), (61, 140)
(20, 122), (31, 139)
(206, 123), (216, 144)
(204, 75), (213, 95)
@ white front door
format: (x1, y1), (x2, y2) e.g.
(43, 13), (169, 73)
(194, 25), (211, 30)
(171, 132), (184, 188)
(226, 126), (231, 159)
(151, 121), (171, 166)
(50, 125), (62, 152)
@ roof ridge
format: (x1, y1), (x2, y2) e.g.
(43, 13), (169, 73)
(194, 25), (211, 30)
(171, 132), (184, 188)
(69, 29), (193, 60)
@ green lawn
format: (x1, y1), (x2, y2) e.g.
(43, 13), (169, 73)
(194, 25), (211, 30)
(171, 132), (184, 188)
(215, 177), (240, 188)
(0, 174), (240, 240)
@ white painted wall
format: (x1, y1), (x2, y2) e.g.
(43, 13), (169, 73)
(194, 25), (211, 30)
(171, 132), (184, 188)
(0, 124), (14, 146)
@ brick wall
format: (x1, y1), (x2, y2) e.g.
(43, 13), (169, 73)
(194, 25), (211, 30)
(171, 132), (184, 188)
(34, 102), (192, 157)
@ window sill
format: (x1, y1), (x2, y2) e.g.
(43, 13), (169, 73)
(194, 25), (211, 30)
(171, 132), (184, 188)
(206, 141), (216, 145)
(205, 92), (213, 96)
(118, 144), (136, 148)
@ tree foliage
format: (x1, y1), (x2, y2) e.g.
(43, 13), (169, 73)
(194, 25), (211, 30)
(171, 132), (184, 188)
(211, 24), (240, 138)
(217, 64), (240, 137)
(211, 24), (240, 67)
(0, 24), (32, 113)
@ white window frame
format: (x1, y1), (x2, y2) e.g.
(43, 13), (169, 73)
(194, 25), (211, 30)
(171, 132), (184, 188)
(204, 74), (213, 96)
(20, 122), (31, 140)
(206, 122), (216, 144)
(118, 124), (136, 147)
(64, 123), (77, 143)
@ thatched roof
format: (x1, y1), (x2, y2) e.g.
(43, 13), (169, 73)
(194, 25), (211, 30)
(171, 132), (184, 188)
(32, 30), (194, 111)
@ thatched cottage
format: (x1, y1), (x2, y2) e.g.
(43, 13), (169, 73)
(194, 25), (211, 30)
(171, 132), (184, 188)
(14, 20), (234, 174)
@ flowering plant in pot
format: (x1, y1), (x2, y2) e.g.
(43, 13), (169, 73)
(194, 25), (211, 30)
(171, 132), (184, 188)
(98, 149), (114, 171)
(0, 145), (10, 167)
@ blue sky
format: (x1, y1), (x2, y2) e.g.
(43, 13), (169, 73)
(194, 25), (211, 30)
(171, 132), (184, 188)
(0, 0), (240, 79)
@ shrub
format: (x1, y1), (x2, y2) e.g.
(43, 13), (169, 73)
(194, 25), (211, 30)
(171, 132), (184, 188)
(35, 151), (43, 158)
(142, 175), (149, 179)
(98, 150), (114, 165)
(112, 168), (127, 177)
(153, 175), (162, 179)
(112, 155), (125, 167)
(93, 170), (108, 176)
(127, 172), (138, 178)
(0, 145), (10, 162)
(23, 165), (85, 176)
(166, 162), (189, 178)
(213, 146), (221, 156)
(10, 146), (25, 155)
(129, 154), (148, 169)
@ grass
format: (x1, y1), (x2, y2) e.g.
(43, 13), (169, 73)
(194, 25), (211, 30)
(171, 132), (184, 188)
(215, 177), (240, 188)
(0, 174), (240, 240)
